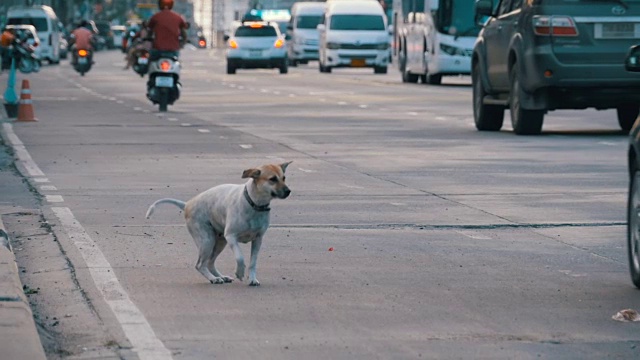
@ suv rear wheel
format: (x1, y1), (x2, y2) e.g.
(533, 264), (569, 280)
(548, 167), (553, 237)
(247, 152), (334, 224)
(472, 62), (504, 131)
(510, 66), (544, 135)
(617, 104), (639, 132)
(426, 73), (442, 85)
(226, 63), (236, 75)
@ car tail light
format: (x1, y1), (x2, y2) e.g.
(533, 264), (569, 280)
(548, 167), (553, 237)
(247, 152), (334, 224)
(533, 16), (578, 37)
(250, 23), (263, 28)
(229, 40), (238, 49)
(160, 60), (171, 71)
(78, 49), (88, 57)
(274, 39), (284, 48)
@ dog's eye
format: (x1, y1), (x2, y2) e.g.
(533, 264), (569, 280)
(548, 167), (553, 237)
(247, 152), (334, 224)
(269, 176), (278, 183)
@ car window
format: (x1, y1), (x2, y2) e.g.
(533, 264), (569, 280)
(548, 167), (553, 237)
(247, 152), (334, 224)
(8, 17), (48, 32)
(511, 0), (523, 10)
(329, 15), (385, 31)
(235, 25), (278, 37)
(296, 15), (322, 29)
(497, 0), (513, 15)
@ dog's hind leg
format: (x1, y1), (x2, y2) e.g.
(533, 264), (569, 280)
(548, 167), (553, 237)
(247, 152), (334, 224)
(207, 234), (232, 283)
(187, 222), (224, 284)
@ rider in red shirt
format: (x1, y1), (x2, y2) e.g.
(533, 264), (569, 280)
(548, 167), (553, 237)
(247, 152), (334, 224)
(147, 0), (187, 56)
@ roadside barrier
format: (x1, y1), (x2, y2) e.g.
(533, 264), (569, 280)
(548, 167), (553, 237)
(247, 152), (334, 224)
(17, 79), (36, 122)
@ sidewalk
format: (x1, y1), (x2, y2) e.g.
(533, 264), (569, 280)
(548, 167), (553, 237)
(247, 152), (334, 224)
(0, 113), (47, 360)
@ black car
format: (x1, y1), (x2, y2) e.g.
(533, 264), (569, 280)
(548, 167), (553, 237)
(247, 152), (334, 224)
(625, 46), (640, 288)
(472, 0), (640, 135)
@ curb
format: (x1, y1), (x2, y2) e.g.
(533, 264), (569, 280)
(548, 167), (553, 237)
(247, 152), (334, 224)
(0, 202), (47, 360)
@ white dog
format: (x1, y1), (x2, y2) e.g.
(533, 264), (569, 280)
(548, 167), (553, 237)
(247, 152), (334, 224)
(146, 162), (292, 286)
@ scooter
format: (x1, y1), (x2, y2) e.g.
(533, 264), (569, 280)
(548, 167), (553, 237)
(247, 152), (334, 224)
(73, 48), (93, 76)
(146, 52), (181, 112)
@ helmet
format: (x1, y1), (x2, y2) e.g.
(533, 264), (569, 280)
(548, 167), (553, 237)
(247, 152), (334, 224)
(1, 30), (15, 48)
(158, 0), (174, 10)
(77, 20), (89, 29)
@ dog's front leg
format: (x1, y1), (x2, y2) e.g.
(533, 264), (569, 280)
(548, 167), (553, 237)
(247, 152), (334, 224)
(225, 234), (246, 281)
(248, 237), (263, 286)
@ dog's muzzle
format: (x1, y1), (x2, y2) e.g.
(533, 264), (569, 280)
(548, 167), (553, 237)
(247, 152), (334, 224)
(275, 187), (291, 199)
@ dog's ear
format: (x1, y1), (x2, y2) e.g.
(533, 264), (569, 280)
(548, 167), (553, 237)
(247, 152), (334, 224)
(280, 161), (293, 173)
(242, 168), (261, 179)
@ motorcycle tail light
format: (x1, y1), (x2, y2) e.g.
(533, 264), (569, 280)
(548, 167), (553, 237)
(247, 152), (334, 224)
(160, 60), (171, 71)
(199, 40), (206, 47)
(78, 49), (88, 57)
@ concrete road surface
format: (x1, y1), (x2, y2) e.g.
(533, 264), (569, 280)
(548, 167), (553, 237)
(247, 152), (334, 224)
(1, 48), (639, 359)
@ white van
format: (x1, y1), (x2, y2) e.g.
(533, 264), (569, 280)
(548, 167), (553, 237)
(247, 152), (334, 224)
(286, 2), (325, 66)
(7, 5), (61, 64)
(318, 0), (390, 74)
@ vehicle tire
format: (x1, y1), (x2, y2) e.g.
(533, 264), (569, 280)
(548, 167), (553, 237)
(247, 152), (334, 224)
(158, 88), (169, 112)
(226, 63), (236, 74)
(617, 104), (639, 132)
(325, 66), (332, 73)
(280, 63), (288, 74)
(509, 66), (544, 135)
(629, 166), (640, 288)
(319, 62), (325, 73)
(289, 58), (297, 67)
(420, 74), (427, 83)
(472, 63), (504, 131)
(374, 66), (387, 74)
(400, 51), (418, 83)
(426, 73), (442, 85)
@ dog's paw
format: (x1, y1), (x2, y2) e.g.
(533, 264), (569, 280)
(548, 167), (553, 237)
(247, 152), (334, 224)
(221, 276), (233, 283)
(209, 277), (225, 285)
(235, 265), (246, 281)
(249, 279), (260, 287)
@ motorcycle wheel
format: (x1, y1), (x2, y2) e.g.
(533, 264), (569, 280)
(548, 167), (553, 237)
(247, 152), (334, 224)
(158, 88), (169, 112)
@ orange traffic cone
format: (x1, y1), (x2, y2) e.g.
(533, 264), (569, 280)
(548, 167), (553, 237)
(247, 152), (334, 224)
(17, 79), (37, 122)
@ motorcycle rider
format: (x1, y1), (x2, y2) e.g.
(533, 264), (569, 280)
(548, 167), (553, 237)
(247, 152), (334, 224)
(147, 0), (188, 59)
(69, 20), (96, 66)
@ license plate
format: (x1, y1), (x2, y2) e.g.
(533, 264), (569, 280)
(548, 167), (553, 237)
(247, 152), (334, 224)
(78, 57), (88, 64)
(597, 22), (637, 39)
(351, 59), (366, 67)
(249, 49), (262, 57)
(138, 57), (148, 65)
(155, 76), (174, 87)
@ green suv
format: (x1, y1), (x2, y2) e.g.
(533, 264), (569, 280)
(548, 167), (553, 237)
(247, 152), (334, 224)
(472, 0), (640, 135)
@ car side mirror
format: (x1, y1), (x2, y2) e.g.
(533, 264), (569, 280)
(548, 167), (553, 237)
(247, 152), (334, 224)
(626, 45), (640, 72)
(475, 0), (494, 17)
(317, 24), (325, 32)
(223, 34), (230, 42)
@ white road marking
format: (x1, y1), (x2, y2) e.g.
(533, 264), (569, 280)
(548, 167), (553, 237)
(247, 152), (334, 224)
(455, 230), (492, 240)
(181, 123), (191, 127)
(298, 168), (315, 173)
(52, 207), (173, 360)
(1, 124), (45, 177)
(240, 144), (253, 149)
(338, 101), (348, 105)
(407, 112), (418, 116)
(435, 116), (447, 121)
(40, 185), (58, 191)
(289, 94), (296, 98)
(134, 107), (142, 111)
(33, 177), (49, 183)
(45, 195), (64, 203)
(168, 117), (178, 122)
(197, 129), (210, 133)
(598, 141), (619, 146)
(390, 202), (406, 206)
(359, 105), (368, 108)
(339, 183), (365, 189)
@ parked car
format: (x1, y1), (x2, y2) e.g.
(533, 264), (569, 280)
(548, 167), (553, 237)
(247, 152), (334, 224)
(225, 21), (288, 74)
(6, 5), (61, 63)
(472, 0), (640, 135)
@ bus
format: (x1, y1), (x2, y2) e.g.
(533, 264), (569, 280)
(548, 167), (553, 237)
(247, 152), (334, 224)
(392, 0), (479, 85)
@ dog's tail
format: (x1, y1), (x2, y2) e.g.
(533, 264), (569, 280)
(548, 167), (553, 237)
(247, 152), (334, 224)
(145, 198), (186, 219)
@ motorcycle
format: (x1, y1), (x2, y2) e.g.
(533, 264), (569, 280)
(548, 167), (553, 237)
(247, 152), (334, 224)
(11, 37), (40, 74)
(73, 48), (93, 76)
(146, 52), (181, 112)
(132, 49), (150, 77)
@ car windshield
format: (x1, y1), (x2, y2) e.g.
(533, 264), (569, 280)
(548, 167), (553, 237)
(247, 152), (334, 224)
(329, 15), (385, 31)
(235, 25), (278, 37)
(296, 15), (323, 29)
(436, 0), (480, 37)
(8, 17), (48, 32)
